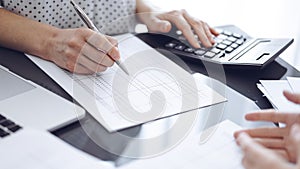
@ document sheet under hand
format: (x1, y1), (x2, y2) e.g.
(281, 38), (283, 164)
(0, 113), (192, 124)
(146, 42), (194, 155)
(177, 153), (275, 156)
(26, 34), (226, 132)
(118, 120), (244, 169)
(258, 78), (300, 111)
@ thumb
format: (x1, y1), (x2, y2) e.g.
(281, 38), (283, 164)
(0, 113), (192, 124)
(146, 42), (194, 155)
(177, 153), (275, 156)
(146, 16), (172, 33)
(290, 124), (300, 163)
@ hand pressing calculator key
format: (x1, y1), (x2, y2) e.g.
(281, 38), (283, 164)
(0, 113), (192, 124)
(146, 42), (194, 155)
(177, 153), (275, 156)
(159, 25), (293, 68)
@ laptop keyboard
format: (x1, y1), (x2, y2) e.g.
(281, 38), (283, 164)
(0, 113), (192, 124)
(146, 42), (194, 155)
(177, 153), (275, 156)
(0, 114), (22, 138)
(164, 29), (247, 60)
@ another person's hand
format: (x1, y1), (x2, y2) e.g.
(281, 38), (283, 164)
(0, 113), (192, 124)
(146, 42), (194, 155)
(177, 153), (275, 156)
(236, 124), (300, 169)
(48, 28), (120, 74)
(138, 9), (219, 48)
(234, 91), (300, 162)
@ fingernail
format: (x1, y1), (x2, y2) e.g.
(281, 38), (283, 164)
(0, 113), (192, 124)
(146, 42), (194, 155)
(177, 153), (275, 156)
(111, 47), (120, 60)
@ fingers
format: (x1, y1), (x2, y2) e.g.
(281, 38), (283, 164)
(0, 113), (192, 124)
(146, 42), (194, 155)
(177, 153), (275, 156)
(235, 127), (288, 139)
(244, 110), (298, 124)
(52, 28), (121, 74)
(76, 53), (108, 73)
(182, 10), (216, 47)
(237, 133), (288, 169)
(81, 43), (114, 67)
(283, 90), (300, 104)
(209, 27), (220, 36)
(87, 33), (120, 61)
(141, 9), (218, 48)
(143, 15), (172, 33)
(289, 124), (300, 162)
(158, 11), (200, 48)
(254, 138), (285, 149)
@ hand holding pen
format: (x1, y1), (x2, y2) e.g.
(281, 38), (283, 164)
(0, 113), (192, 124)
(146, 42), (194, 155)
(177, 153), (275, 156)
(70, 0), (129, 75)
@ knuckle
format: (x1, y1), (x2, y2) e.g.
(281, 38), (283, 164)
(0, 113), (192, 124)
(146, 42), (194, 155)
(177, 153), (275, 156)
(67, 37), (85, 50)
(191, 19), (204, 27)
(74, 27), (89, 36)
(180, 9), (187, 14)
(66, 61), (75, 72)
(107, 36), (118, 45)
(168, 10), (182, 17)
(181, 26), (192, 33)
(64, 49), (77, 60)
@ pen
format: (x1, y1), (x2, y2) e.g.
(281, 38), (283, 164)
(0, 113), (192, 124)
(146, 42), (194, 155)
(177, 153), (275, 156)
(70, 0), (130, 75)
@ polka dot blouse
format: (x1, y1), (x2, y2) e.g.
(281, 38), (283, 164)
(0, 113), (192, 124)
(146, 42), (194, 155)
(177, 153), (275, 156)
(0, 0), (137, 35)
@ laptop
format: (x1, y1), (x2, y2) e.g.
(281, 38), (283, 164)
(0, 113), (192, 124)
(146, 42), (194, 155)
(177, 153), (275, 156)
(137, 25), (294, 68)
(0, 113), (113, 169)
(0, 65), (85, 131)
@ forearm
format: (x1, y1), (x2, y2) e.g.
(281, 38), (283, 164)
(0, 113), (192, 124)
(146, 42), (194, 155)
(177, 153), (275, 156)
(136, 0), (159, 13)
(0, 9), (58, 60)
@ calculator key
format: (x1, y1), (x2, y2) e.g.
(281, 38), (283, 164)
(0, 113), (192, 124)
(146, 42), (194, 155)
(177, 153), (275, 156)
(0, 128), (9, 138)
(216, 52), (225, 58)
(0, 119), (14, 127)
(216, 44), (227, 50)
(227, 36), (237, 42)
(233, 33), (243, 39)
(0, 114), (6, 121)
(236, 39), (244, 45)
(225, 47), (234, 53)
(222, 40), (232, 46)
(217, 34), (228, 40)
(214, 38), (223, 43)
(204, 51), (216, 58)
(210, 48), (221, 54)
(176, 30), (183, 35)
(223, 31), (233, 36)
(184, 48), (195, 53)
(174, 45), (186, 51)
(8, 125), (22, 133)
(165, 42), (177, 48)
(231, 43), (239, 49)
(194, 49), (206, 56)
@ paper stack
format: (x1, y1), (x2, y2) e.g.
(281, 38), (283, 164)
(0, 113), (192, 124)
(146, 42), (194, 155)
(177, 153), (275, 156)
(257, 77), (300, 111)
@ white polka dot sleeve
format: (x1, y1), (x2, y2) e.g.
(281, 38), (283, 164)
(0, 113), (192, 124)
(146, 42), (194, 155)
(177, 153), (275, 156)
(0, 0), (136, 35)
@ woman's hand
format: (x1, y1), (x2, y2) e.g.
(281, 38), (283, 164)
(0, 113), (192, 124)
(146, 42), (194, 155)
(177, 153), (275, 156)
(47, 28), (120, 74)
(236, 131), (293, 169)
(138, 9), (219, 48)
(136, 0), (219, 48)
(234, 91), (300, 162)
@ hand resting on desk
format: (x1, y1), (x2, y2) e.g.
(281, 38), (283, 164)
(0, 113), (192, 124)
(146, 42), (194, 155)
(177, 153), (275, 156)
(234, 91), (300, 169)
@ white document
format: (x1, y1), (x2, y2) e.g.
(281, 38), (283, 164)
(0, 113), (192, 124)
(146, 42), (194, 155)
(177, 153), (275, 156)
(118, 120), (243, 169)
(0, 128), (113, 169)
(257, 83), (277, 108)
(26, 34), (226, 132)
(259, 80), (300, 111)
(287, 77), (300, 93)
